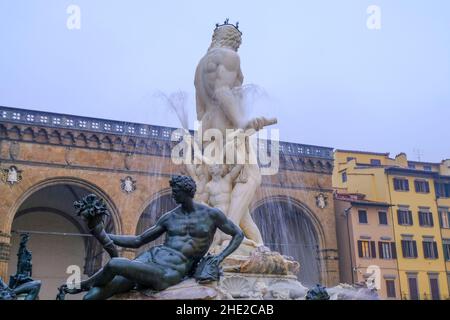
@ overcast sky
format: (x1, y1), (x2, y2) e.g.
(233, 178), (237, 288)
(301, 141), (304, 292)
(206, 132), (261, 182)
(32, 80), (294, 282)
(0, 1), (449, 162)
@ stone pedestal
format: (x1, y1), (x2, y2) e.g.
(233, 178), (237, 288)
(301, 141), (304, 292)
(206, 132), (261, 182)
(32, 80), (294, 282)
(112, 272), (308, 300)
(112, 278), (231, 300)
(113, 246), (308, 300)
(219, 272), (307, 300)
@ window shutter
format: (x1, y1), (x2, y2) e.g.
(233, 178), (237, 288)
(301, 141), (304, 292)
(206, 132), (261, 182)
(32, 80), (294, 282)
(425, 182), (430, 193)
(357, 241), (363, 258)
(408, 211), (413, 225)
(445, 244), (450, 261)
(422, 241), (428, 258)
(430, 214), (434, 227)
(419, 213), (423, 226)
(378, 242), (384, 259)
(405, 180), (409, 191)
(397, 210), (402, 224)
(439, 211), (443, 228)
(433, 242), (438, 259)
(370, 241), (376, 258)
(391, 242), (397, 259)
(412, 241), (418, 258)
(401, 240), (406, 257)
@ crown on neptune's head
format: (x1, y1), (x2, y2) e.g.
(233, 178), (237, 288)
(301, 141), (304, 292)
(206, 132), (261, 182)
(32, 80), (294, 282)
(215, 18), (242, 35)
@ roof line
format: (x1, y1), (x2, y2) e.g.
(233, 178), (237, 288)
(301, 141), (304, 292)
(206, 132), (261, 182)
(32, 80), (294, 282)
(335, 149), (390, 156)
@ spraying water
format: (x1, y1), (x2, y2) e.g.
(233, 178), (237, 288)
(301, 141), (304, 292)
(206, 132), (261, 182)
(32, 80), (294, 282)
(153, 90), (190, 130)
(253, 199), (321, 286)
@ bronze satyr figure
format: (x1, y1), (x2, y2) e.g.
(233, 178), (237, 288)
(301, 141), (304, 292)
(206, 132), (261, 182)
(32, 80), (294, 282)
(59, 175), (244, 300)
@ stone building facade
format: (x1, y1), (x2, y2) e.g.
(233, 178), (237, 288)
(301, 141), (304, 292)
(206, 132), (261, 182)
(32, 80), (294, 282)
(0, 106), (339, 298)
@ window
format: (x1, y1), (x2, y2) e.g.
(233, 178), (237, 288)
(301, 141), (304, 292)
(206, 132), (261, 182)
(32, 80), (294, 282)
(408, 163), (416, 169)
(414, 180), (430, 193)
(370, 159), (381, 166)
(386, 280), (396, 298)
(379, 242), (397, 259)
(342, 171), (347, 183)
(423, 165), (432, 171)
(358, 210), (368, 224)
(357, 240), (376, 258)
(408, 276), (419, 300)
(401, 240), (418, 258)
(393, 178), (409, 191)
(398, 209), (413, 226)
(418, 211), (434, 227)
(448, 274), (450, 296)
(346, 157), (355, 162)
(429, 276), (440, 300)
(435, 182), (450, 198)
(443, 239), (450, 261)
(439, 209), (450, 228)
(378, 212), (388, 225)
(423, 240), (439, 259)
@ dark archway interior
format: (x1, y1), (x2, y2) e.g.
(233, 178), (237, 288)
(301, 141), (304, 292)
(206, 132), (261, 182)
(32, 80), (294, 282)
(252, 199), (321, 286)
(135, 193), (177, 255)
(9, 184), (115, 299)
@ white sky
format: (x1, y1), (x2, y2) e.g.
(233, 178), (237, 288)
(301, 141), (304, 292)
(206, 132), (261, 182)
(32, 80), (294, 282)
(0, 1), (449, 162)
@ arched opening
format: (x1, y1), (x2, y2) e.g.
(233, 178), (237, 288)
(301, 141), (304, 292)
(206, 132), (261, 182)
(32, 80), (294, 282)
(252, 198), (322, 286)
(135, 192), (177, 255)
(8, 183), (116, 300)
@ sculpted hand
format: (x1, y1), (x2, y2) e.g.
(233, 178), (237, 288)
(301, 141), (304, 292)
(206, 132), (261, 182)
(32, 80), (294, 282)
(212, 254), (224, 265)
(244, 117), (277, 132)
(74, 194), (109, 230)
(73, 194), (119, 258)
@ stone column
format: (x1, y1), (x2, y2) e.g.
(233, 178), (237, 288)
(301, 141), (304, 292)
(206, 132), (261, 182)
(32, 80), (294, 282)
(318, 248), (340, 286)
(0, 232), (11, 280)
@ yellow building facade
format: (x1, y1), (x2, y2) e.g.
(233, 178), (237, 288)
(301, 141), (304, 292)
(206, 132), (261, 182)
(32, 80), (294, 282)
(333, 150), (450, 300)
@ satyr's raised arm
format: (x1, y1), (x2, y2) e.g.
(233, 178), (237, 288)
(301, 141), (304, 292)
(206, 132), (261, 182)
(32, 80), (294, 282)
(108, 214), (168, 249)
(212, 208), (244, 262)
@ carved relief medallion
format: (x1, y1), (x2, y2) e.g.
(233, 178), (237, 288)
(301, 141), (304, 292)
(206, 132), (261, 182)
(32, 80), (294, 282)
(1, 166), (22, 185)
(120, 176), (136, 194)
